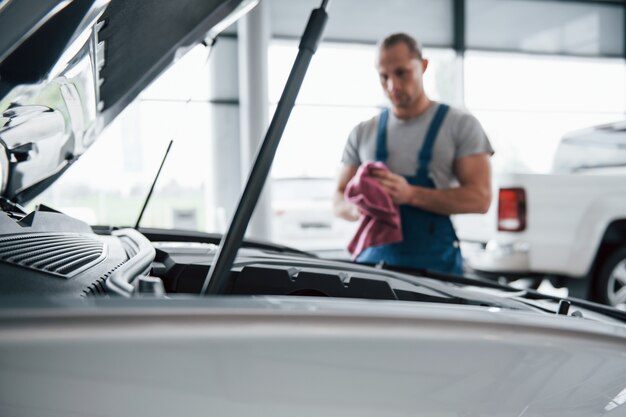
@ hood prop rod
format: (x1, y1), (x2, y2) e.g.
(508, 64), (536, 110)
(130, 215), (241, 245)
(201, 0), (330, 295)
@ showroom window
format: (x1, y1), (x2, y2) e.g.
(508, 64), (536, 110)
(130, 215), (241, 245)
(464, 52), (626, 173)
(30, 45), (216, 230)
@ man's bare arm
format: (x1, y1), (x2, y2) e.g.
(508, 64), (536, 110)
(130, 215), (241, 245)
(373, 153), (492, 215)
(333, 164), (360, 221)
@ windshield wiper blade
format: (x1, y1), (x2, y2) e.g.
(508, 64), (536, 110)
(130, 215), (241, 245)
(517, 290), (626, 322)
(200, 0), (330, 295)
(367, 263), (626, 317)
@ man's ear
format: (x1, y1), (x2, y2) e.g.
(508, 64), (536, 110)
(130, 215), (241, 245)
(421, 58), (429, 73)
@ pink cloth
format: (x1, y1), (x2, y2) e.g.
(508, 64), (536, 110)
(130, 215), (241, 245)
(345, 161), (403, 259)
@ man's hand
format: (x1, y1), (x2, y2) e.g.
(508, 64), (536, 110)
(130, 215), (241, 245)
(370, 154), (492, 215)
(371, 168), (414, 205)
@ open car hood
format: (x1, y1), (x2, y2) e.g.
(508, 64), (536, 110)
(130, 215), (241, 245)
(0, 0), (256, 205)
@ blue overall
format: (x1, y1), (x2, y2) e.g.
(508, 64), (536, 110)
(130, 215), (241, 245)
(357, 104), (463, 274)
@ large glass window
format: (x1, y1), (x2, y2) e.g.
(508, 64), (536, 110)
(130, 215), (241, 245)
(465, 52), (626, 173)
(31, 45), (216, 230)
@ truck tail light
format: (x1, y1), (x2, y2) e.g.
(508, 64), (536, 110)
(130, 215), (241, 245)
(498, 188), (526, 232)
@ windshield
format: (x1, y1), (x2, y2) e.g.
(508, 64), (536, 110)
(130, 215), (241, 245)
(552, 124), (626, 173)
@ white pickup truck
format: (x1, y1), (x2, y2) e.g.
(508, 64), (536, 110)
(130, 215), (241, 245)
(463, 121), (626, 308)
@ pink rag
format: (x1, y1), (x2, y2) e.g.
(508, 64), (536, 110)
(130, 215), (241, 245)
(345, 161), (403, 259)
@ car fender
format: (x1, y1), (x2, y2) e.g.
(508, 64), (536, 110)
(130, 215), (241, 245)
(569, 195), (626, 277)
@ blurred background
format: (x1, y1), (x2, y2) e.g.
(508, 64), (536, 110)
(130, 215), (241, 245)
(30, 0), (626, 256)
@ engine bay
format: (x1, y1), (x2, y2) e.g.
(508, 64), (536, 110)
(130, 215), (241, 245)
(0, 204), (493, 305)
(3, 203), (626, 327)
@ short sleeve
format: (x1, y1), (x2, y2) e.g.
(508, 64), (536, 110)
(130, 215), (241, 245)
(341, 124), (362, 166)
(453, 113), (494, 160)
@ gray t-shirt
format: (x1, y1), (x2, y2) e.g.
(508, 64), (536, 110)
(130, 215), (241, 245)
(341, 102), (493, 189)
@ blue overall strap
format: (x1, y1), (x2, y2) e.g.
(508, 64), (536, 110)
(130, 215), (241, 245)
(375, 108), (389, 162)
(416, 104), (449, 180)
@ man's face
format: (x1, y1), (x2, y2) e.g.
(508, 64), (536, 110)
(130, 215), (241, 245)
(376, 43), (428, 110)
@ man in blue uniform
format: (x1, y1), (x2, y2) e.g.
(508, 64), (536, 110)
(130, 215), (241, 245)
(334, 33), (493, 274)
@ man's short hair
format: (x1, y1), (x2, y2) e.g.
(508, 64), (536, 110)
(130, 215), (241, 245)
(379, 33), (423, 60)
